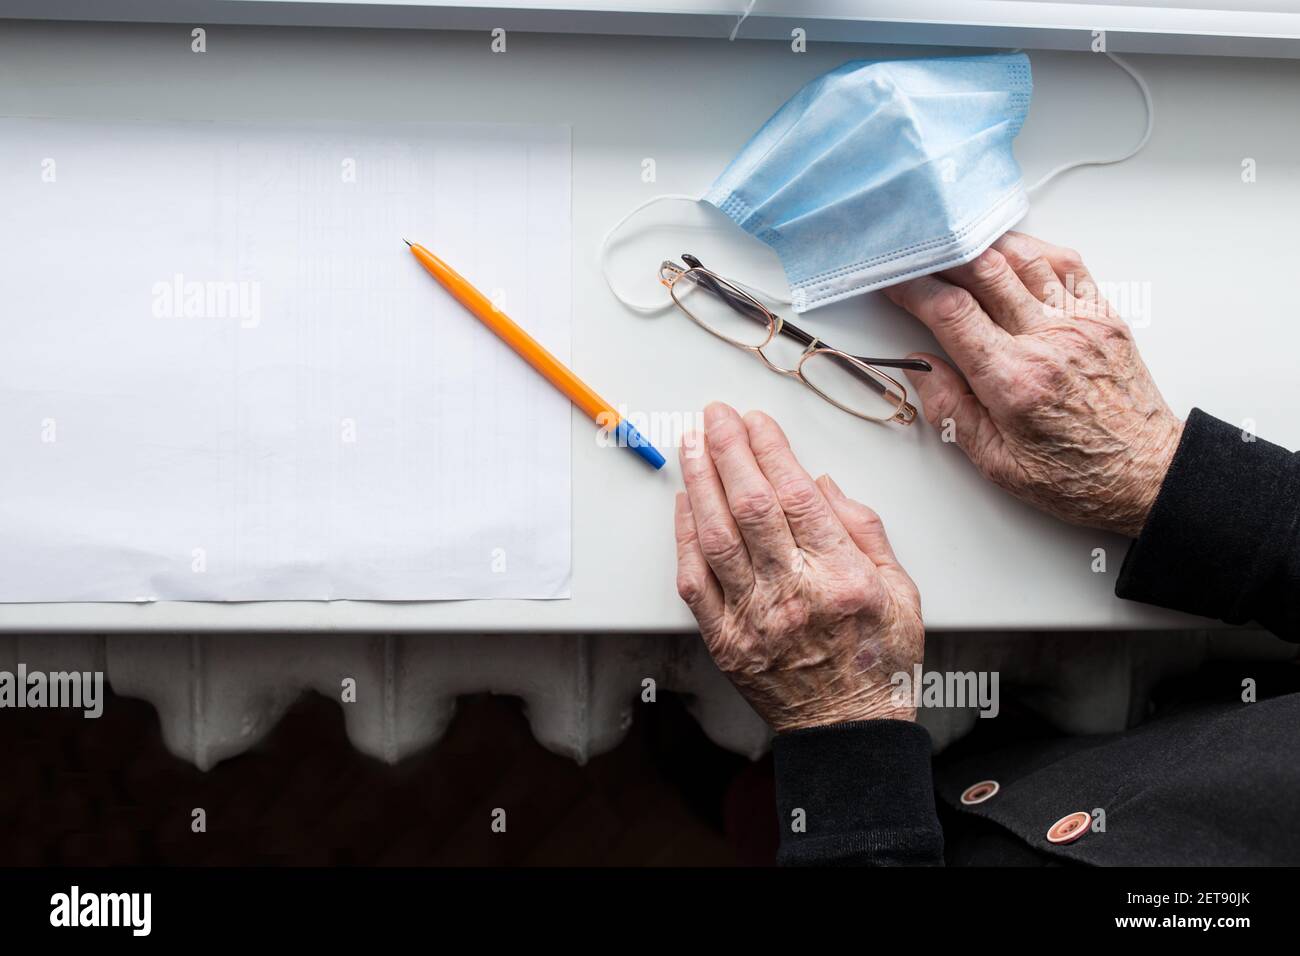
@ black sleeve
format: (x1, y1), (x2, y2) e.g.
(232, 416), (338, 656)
(1116, 407), (1300, 641)
(772, 719), (943, 866)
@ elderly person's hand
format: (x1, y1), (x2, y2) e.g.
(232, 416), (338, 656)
(886, 231), (1183, 539)
(674, 402), (923, 732)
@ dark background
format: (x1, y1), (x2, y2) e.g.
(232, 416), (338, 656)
(8, 658), (1289, 866)
(0, 688), (779, 866)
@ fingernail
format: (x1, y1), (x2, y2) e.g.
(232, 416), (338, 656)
(703, 402), (732, 427)
(821, 474), (845, 499)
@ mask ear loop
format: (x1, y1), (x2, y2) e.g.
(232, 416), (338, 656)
(599, 193), (792, 313)
(729, 0), (758, 42)
(1026, 52), (1154, 195)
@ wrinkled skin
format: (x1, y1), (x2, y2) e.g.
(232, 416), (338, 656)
(886, 231), (1183, 539)
(674, 232), (1182, 732)
(675, 404), (923, 730)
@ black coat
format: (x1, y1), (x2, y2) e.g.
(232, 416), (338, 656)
(773, 409), (1300, 865)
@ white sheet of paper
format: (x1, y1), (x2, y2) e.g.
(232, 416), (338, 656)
(0, 117), (572, 601)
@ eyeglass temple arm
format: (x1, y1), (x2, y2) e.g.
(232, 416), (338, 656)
(679, 255), (925, 424)
(680, 254), (771, 328)
(679, 255), (931, 375)
(851, 355), (932, 372)
(778, 317), (932, 374)
(772, 318), (928, 418)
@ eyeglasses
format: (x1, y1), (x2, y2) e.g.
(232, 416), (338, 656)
(658, 254), (929, 425)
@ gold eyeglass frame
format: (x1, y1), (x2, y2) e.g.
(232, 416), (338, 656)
(658, 257), (923, 426)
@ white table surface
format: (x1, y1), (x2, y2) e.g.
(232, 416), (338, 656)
(1, 19), (1295, 632)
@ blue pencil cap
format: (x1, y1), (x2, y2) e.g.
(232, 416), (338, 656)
(616, 419), (666, 470)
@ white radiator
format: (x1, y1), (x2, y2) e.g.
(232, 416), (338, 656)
(2, 630), (1289, 770)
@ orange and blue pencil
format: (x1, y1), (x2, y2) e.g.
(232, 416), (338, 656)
(405, 239), (665, 470)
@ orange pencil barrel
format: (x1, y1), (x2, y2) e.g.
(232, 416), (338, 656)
(408, 242), (615, 426)
(406, 240), (665, 471)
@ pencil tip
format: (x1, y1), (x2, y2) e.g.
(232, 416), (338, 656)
(402, 237), (412, 247)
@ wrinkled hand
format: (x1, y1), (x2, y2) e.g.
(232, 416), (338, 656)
(886, 231), (1183, 538)
(674, 403), (923, 732)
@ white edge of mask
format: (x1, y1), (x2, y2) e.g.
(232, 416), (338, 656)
(789, 185), (1031, 314)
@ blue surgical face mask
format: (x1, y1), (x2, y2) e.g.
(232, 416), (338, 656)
(601, 52), (1148, 315)
(706, 53), (1031, 312)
